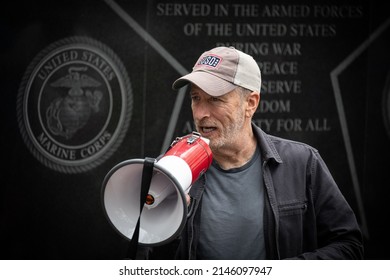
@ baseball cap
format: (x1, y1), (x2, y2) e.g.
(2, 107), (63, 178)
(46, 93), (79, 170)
(172, 46), (261, 96)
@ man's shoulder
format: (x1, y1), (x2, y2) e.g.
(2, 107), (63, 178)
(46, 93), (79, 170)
(252, 124), (319, 161)
(267, 133), (317, 152)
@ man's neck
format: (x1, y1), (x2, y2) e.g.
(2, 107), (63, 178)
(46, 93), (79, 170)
(212, 132), (257, 170)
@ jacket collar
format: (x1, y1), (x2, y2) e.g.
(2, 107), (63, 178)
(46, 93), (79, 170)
(252, 123), (283, 164)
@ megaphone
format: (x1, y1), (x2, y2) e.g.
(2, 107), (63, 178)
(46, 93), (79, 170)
(101, 132), (212, 247)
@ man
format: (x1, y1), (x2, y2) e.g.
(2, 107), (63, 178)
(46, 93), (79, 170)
(171, 46), (363, 259)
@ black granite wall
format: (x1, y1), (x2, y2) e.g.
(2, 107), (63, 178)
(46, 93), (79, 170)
(1, 0), (389, 259)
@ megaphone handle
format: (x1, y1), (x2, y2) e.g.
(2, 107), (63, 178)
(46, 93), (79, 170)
(126, 157), (155, 259)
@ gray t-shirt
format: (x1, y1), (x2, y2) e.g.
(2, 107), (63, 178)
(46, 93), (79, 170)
(197, 146), (266, 260)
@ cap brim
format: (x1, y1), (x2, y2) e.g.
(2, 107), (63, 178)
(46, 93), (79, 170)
(172, 71), (237, 97)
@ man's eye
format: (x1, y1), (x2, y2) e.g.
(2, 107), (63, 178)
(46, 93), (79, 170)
(191, 95), (200, 102)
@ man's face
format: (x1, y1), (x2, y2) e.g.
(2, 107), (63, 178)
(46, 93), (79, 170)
(190, 84), (246, 151)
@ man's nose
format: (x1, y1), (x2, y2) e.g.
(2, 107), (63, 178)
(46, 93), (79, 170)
(193, 103), (211, 120)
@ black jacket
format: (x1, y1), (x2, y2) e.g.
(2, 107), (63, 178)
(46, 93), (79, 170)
(175, 124), (364, 259)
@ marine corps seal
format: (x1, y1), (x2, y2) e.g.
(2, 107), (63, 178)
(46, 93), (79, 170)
(17, 36), (133, 173)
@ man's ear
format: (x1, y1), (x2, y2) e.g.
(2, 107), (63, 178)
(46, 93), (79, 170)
(246, 92), (260, 118)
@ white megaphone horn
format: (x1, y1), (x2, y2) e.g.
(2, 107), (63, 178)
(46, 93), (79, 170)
(101, 132), (212, 247)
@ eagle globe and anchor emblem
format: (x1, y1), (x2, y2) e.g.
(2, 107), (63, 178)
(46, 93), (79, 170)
(17, 36), (133, 173)
(46, 66), (103, 139)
